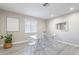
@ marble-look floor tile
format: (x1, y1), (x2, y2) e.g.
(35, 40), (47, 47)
(0, 39), (79, 55)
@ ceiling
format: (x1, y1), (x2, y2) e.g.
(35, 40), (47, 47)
(0, 3), (79, 20)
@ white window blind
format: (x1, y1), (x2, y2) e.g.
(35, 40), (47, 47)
(25, 19), (37, 33)
(7, 18), (19, 31)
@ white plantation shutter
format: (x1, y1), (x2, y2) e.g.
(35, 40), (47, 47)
(7, 18), (19, 31)
(25, 19), (37, 33)
(25, 20), (31, 33)
(31, 20), (37, 32)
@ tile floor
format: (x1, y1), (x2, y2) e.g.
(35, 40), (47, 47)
(0, 39), (79, 55)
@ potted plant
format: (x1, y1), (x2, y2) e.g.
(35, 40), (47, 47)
(3, 33), (12, 49)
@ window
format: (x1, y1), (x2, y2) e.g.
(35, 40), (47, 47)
(56, 22), (67, 31)
(25, 19), (37, 33)
(7, 17), (19, 31)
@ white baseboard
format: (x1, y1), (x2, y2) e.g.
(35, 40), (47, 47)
(13, 40), (28, 45)
(0, 40), (28, 47)
(57, 40), (79, 47)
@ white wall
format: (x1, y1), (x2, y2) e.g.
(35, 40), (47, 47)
(0, 9), (47, 45)
(48, 12), (79, 45)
